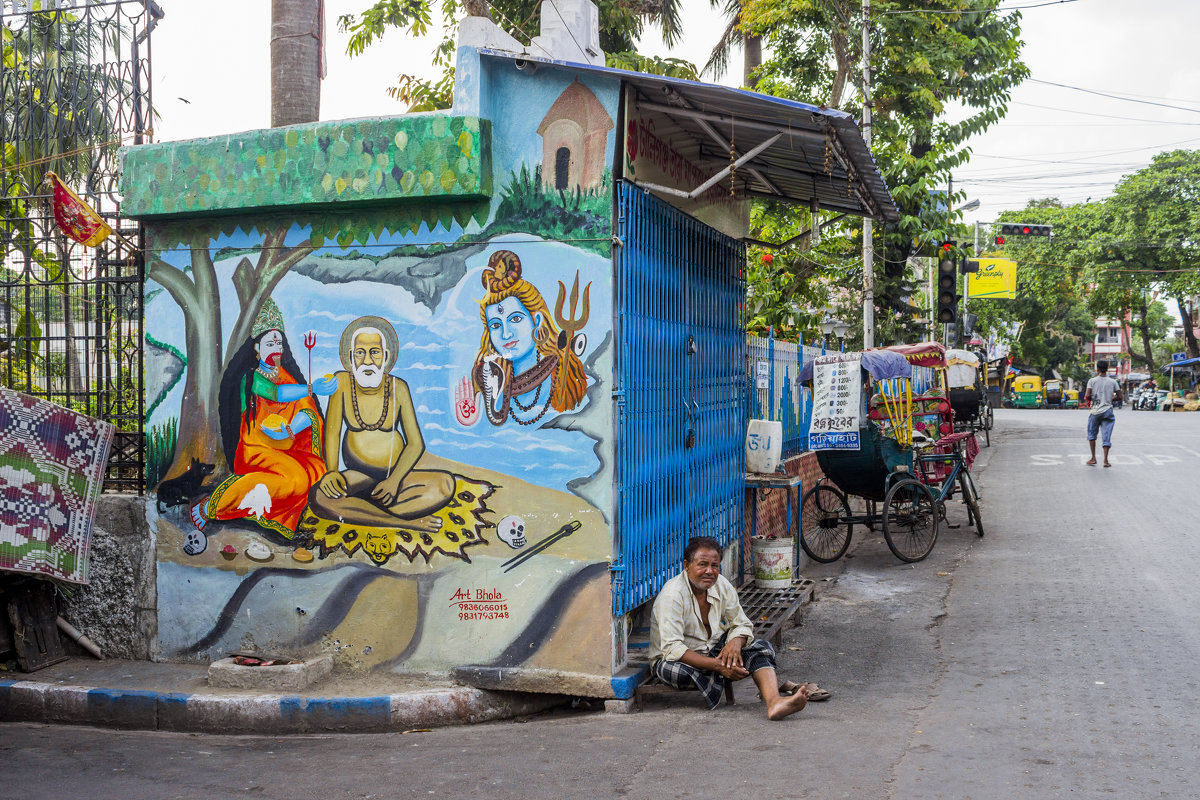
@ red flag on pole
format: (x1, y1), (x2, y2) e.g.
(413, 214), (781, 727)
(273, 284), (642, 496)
(47, 171), (112, 247)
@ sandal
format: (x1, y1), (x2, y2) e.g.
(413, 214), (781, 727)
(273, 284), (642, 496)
(807, 685), (832, 701)
(780, 681), (831, 701)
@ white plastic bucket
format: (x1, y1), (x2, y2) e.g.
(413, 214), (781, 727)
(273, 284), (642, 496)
(745, 419), (783, 474)
(751, 536), (794, 589)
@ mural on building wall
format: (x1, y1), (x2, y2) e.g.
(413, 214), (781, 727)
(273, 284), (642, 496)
(137, 68), (622, 680)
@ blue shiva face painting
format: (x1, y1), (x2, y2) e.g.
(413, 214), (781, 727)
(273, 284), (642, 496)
(486, 296), (542, 374)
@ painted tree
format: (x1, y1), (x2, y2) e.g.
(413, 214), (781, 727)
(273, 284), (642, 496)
(740, 0), (1029, 342)
(147, 227), (315, 476)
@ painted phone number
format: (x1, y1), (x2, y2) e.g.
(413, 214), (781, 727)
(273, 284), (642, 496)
(458, 605), (510, 620)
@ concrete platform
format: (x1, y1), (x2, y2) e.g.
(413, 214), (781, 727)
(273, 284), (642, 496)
(0, 658), (565, 734)
(208, 654), (333, 692)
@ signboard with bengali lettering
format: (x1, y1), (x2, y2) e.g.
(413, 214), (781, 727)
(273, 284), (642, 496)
(808, 353), (862, 451)
(622, 87), (751, 240)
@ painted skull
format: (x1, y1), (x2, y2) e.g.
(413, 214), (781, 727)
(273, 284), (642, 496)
(183, 529), (207, 556)
(497, 515), (526, 549)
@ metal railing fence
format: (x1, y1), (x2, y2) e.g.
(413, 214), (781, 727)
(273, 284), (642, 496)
(0, 1), (154, 491)
(746, 331), (940, 458)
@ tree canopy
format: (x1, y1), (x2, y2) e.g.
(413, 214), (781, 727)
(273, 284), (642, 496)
(968, 149), (1200, 377)
(738, 0), (1028, 345)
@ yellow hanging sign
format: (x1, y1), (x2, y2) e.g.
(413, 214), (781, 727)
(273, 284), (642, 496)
(966, 258), (1017, 300)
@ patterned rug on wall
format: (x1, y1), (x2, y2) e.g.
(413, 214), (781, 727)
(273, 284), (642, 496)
(0, 388), (113, 584)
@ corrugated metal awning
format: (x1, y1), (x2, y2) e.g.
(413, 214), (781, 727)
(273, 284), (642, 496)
(480, 51), (898, 224)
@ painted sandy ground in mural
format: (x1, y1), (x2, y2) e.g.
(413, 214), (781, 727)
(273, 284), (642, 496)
(155, 452), (610, 672)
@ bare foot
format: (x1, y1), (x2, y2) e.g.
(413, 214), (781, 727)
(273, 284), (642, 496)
(1103, 462), (1111, 468)
(392, 514), (443, 534)
(767, 687), (809, 720)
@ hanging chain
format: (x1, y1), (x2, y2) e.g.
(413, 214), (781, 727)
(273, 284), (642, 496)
(729, 117), (737, 196)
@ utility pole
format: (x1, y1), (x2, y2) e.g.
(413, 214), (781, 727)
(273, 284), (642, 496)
(861, 0), (874, 349)
(946, 175), (953, 347)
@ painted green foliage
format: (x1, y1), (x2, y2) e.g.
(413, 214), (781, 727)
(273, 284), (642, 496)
(120, 116), (493, 217)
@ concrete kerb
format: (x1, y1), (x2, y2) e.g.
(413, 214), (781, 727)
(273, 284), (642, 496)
(0, 678), (563, 734)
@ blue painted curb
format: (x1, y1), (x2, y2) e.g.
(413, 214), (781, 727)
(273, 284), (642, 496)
(0, 679), (560, 734)
(610, 665), (649, 700)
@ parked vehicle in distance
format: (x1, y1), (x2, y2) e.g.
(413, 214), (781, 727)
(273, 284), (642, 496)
(1044, 379), (1064, 408)
(1064, 388), (1080, 408)
(1010, 375), (1043, 409)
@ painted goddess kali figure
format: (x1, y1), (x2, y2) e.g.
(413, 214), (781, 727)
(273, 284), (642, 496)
(467, 250), (590, 426)
(192, 298), (336, 538)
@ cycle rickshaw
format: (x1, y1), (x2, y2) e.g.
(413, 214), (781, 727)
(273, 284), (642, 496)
(798, 343), (984, 564)
(946, 348), (993, 447)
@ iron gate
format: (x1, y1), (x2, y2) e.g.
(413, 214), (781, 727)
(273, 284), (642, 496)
(0, 1), (155, 491)
(612, 181), (747, 616)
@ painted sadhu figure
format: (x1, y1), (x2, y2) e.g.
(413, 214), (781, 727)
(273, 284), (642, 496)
(310, 317), (455, 529)
(471, 250), (590, 426)
(191, 298), (336, 537)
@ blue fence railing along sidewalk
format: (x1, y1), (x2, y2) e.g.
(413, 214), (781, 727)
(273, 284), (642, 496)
(745, 335), (943, 460)
(746, 333), (825, 458)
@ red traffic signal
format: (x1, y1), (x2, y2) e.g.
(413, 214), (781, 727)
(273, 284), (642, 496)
(999, 223), (1051, 238)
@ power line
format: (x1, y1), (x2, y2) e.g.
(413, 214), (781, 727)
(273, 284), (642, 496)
(973, 136), (1200, 161)
(1029, 78), (1200, 115)
(880, 0), (1082, 15)
(1010, 100), (1200, 125)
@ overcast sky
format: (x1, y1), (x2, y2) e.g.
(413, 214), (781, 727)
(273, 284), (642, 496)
(151, 0), (1200, 227)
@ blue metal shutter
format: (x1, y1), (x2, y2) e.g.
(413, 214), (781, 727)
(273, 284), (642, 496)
(611, 181), (747, 616)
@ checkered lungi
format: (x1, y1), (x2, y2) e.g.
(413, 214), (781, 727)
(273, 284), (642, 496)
(650, 635), (777, 710)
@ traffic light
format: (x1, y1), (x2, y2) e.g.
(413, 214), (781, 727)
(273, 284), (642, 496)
(936, 242), (957, 324)
(995, 223), (1051, 245)
(960, 256), (979, 274)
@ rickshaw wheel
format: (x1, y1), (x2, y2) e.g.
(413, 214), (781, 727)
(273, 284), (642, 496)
(985, 404), (994, 431)
(960, 470), (985, 537)
(800, 484), (853, 563)
(882, 479), (939, 563)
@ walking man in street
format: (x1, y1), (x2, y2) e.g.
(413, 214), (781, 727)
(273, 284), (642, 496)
(1084, 360), (1121, 467)
(649, 535), (828, 719)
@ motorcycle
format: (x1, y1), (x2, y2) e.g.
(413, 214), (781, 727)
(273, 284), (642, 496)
(1134, 389), (1165, 411)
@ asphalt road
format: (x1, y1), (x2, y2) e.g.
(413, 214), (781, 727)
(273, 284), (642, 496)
(5, 408), (1199, 800)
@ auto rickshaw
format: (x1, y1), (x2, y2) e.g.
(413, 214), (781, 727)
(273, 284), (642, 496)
(1063, 388), (1080, 408)
(1044, 379), (1064, 408)
(1010, 375), (1043, 408)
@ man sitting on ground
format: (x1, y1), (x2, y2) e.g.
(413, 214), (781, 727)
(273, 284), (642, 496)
(649, 535), (829, 719)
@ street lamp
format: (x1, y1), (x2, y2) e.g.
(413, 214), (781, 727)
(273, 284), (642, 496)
(820, 314), (850, 352)
(832, 320), (851, 351)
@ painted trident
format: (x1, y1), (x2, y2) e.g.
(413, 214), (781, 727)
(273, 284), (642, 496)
(303, 330), (316, 384)
(554, 271), (591, 350)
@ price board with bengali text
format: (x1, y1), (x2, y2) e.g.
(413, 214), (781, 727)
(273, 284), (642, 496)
(809, 353), (862, 451)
